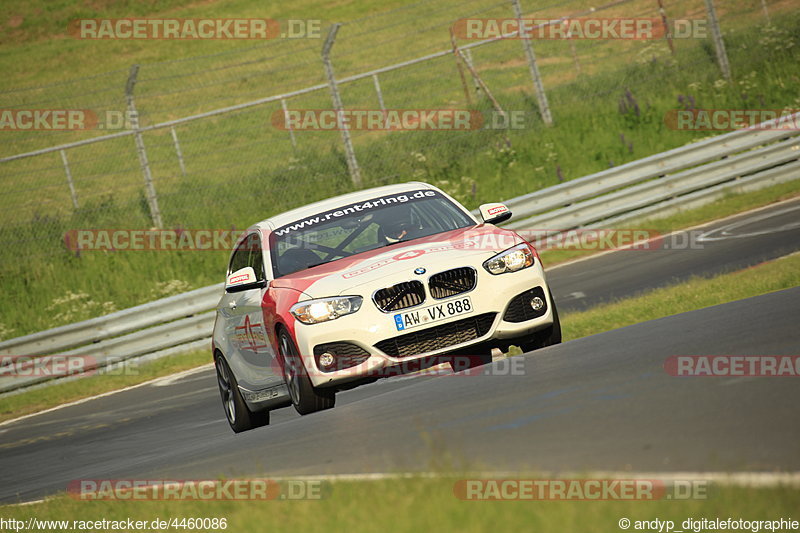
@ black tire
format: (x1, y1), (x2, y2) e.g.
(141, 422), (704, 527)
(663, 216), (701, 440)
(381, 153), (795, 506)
(516, 290), (562, 353)
(215, 354), (270, 433)
(278, 329), (335, 415)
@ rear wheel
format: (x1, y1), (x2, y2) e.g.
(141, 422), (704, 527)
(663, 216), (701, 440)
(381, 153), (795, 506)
(515, 291), (562, 353)
(278, 330), (335, 415)
(215, 355), (270, 433)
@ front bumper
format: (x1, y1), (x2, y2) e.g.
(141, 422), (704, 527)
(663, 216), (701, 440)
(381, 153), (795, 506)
(294, 261), (554, 388)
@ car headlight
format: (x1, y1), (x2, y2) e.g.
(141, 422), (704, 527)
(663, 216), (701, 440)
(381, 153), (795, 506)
(290, 296), (363, 324)
(483, 243), (535, 275)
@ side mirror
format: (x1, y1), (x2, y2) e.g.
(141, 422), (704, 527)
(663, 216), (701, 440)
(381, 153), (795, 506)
(478, 203), (512, 225)
(225, 267), (267, 293)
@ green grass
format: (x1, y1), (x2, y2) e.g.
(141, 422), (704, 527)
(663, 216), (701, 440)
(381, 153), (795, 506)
(3, 476), (798, 532)
(560, 252), (800, 341)
(0, 350), (209, 424)
(0, 0), (797, 339)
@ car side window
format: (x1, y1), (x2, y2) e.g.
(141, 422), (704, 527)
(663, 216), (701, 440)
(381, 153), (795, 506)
(245, 232), (266, 282)
(228, 232), (265, 281)
(229, 242), (249, 276)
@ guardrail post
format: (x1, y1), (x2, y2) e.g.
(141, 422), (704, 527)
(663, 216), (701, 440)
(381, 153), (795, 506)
(512, 0), (553, 126)
(126, 64), (163, 228)
(59, 149), (79, 209)
(169, 126), (187, 177)
(321, 24), (362, 187)
(704, 0), (732, 81)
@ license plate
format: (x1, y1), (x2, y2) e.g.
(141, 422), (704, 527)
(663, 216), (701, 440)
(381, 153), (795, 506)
(393, 297), (473, 331)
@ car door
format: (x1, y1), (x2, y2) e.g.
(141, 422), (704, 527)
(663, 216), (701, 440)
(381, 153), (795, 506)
(219, 231), (278, 392)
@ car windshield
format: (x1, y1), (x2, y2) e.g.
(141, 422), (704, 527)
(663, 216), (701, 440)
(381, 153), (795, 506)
(270, 189), (475, 277)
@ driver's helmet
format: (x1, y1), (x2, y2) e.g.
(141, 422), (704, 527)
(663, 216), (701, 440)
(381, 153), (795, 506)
(374, 206), (423, 244)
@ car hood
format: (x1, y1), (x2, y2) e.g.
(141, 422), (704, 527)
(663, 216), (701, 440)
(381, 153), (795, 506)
(270, 225), (524, 299)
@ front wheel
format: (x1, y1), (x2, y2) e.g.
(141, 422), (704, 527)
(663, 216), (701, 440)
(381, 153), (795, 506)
(215, 355), (270, 433)
(278, 330), (335, 415)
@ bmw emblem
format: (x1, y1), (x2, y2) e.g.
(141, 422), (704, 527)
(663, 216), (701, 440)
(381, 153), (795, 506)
(414, 267), (426, 275)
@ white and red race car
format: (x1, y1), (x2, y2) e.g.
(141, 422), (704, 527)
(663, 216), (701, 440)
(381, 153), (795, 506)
(212, 182), (560, 432)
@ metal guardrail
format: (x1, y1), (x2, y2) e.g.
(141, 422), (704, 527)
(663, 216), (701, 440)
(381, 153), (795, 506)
(504, 112), (800, 229)
(0, 284), (222, 357)
(1, 112), (798, 395)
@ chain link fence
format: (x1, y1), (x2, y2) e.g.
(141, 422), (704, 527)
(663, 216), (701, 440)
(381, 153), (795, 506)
(0, 0), (790, 265)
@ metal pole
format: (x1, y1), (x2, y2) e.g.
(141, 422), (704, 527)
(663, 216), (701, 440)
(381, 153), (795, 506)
(59, 149), (79, 209)
(169, 126), (187, 177)
(371, 74), (386, 112)
(454, 47), (506, 120)
(280, 99), (297, 149)
(450, 29), (473, 107)
(564, 20), (582, 77)
(462, 49), (482, 98)
(126, 64), (163, 228)
(512, 0), (553, 126)
(704, 0), (731, 81)
(656, 0), (675, 55)
(321, 24), (362, 187)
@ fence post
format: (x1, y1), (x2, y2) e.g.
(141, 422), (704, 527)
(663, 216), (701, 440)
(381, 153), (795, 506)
(760, 0), (770, 23)
(59, 149), (79, 209)
(656, 0), (675, 55)
(450, 29), (473, 107)
(321, 24), (362, 187)
(563, 20), (582, 77)
(169, 126), (187, 177)
(371, 74), (386, 112)
(462, 49), (482, 98)
(126, 64), (163, 228)
(511, 0), (553, 126)
(280, 98), (297, 149)
(704, 0), (732, 81)
(453, 46), (506, 120)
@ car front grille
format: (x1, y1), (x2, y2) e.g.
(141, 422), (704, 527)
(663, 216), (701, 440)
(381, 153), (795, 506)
(373, 281), (425, 312)
(502, 286), (548, 323)
(313, 342), (371, 372)
(428, 267), (477, 299)
(375, 312), (496, 357)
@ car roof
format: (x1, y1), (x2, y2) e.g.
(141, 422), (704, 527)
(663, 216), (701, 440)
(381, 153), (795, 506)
(250, 181), (439, 232)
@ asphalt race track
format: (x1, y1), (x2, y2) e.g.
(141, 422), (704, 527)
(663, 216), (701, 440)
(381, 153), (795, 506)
(549, 197), (800, 311)
(1, 200), (799, 504)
